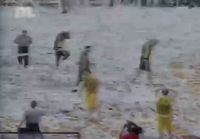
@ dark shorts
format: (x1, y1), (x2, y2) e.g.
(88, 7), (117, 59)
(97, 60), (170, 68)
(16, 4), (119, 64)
(26, 123), (41, 132)
(18, 123), (43, 139)
(18, 46), (29, 54)
(139, 57), (150, 71)
(56, 50), (70, 60)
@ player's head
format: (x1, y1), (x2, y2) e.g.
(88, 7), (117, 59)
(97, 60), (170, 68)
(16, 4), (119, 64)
(30, 100), (37, 108)
(61, 31), (70, 39)
(22, 30), (28, 35)
(84, 46), (92, 53)
(148, 39), (159, 49)
(162, 88), (169, 96)
(85, 45), (91, 49)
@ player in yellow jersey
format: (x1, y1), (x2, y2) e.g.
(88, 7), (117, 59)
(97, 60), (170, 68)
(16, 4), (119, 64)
(82, 71), (100, 120)
(157, 89), (173, 139)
